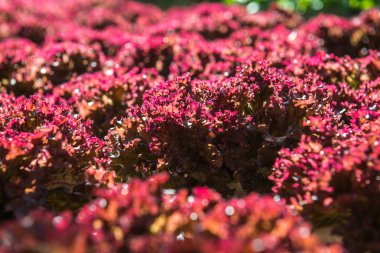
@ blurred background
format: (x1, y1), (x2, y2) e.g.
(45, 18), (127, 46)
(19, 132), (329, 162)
(140, 0), (380, 16)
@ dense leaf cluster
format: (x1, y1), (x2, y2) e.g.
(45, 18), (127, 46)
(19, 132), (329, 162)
(0, 0), (379, 252)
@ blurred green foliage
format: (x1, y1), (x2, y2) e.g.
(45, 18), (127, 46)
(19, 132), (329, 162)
(141, 0), (379, 16)
(229, 0), (379, 16)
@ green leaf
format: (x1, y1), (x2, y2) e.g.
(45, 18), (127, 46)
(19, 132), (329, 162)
(223, 0), (236, 4)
